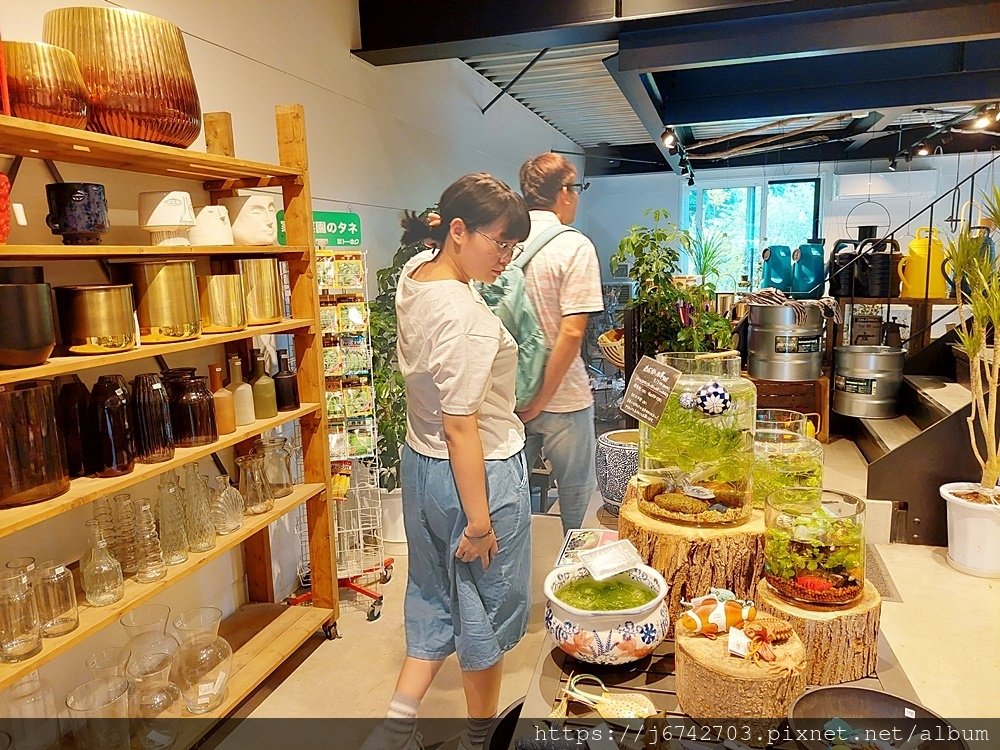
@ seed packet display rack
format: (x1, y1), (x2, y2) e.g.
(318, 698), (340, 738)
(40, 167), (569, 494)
(296, 249), (392, 621)
(0, 107), (338, 742)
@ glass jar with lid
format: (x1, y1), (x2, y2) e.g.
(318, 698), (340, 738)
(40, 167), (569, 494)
(637, 351), (756, 527)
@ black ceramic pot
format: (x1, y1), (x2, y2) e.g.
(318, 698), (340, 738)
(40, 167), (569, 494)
(0, 266), (44, 284)
(0, 283), (57, 368)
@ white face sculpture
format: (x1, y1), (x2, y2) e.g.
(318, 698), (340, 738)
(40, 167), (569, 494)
(223, 196), (278, 245)
(138, 191), (196, 230)
(189, 205), (234, 246)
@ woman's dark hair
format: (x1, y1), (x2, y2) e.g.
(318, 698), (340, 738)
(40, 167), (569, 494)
(519, 153), (576, 210)
(400, 173), (530, 248)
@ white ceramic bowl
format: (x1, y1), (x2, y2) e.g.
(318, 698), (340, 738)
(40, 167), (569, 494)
(543, 563), (670, 665)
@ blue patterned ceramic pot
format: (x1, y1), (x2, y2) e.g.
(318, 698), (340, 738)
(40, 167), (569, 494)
(543, 563), (670, 665)
(45, 182), (109, 245)
(595, 429), (638, 515)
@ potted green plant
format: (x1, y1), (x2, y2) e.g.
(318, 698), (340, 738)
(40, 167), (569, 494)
(938, 184), (1000, 577)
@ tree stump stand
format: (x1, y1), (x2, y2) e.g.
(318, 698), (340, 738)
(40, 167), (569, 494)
(755, 579), (881, 685)
(675, 629), (808, 746)
(618, 476), (765, 633)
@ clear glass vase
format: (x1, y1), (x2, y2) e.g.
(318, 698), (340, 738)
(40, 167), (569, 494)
(4, 671), (60, 750)
(125, 651), (179, 749)
(64, 676), (130, 750)
(156, 472), (189, 565)
(111, 493), (140, 575)
(252, 436), (293, 498)
(133, 500), (166, 583)
(182, 463), (217, 552)
(752, 410), (824, 510)
(173, 608), (232, 714)
(211, 475), (244, 534)
(92, 496), (119, 566)
(0, 571), (42, 662)
(81, 520), (124, 606)
(638, 352), (756, 527)
(35, 560), (78, 637)
(235, 454), (274, 515)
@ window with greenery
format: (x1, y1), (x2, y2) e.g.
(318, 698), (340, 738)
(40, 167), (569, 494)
(684, 177), (821, 291)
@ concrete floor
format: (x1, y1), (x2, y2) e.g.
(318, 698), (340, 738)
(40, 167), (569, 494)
(218, 437), (998, 734)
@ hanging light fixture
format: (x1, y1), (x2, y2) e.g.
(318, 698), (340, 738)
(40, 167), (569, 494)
(661, 127), (676, 148)
(888, 157), (897, 171)
(973, 107), (994, 129)
(917, 143), (930, 156)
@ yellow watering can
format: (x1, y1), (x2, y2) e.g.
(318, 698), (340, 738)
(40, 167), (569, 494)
(899, 227), (949, 299)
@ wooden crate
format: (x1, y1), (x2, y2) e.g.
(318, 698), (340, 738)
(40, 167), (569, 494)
(746, 372), (830, 443)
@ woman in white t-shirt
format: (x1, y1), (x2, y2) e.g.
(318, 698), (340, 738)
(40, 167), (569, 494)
(378, 174), (531, 750)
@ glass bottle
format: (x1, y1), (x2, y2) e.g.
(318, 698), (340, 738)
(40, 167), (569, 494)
(156, 472), (189, 565)
(169, 376), (218, 448)
(35, 560), (78, 637)
(235, 454), (274, 515)
(111, 493), (140, 575)
(134, 499), (167, 583)
(182, 463), (217, 553)
(211, 475), (244, 534)
(252, 436), (293, 498)
(638, 352), (756, 527)
(226, 355), (255, 426)
(89, 375), (134, 478)
(0, 570), (42, 661)
(208, 363), (236, 435)
(92, 495), (119, 565)
(81, 520), (124, 606)
(55, 374), (91, 477)
(274, 349), (300, 411)
(4, 671), (60, 750)
(130, 373), (175, 463)
(250, 353), (277, 419)
(173, 607), (232, 714)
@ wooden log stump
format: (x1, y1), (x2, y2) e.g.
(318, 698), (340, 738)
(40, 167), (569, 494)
(755, 579), (881, 685)
(618, 477), (764, 633)
(675, 629), (808, 746)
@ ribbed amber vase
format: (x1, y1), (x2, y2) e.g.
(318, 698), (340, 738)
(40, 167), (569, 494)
(2, 41), (88, 129)
(42, 7), (201, 147)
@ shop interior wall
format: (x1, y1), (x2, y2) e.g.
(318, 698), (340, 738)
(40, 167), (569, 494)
(0, 0), (579, 703)
(579, 152), (1000, 279)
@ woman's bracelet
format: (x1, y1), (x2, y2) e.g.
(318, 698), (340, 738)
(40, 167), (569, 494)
(463, 527), (494, 541)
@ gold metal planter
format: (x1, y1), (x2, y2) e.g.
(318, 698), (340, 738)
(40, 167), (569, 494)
(126, 260), (202, 343)
(2, 41), (88, 129)
(55, 284), (137, 354)
(237, 258), (283, 325)
(198, 274), (247, 333)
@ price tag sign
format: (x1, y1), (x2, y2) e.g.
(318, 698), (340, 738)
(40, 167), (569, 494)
(620, 355), (681, 427)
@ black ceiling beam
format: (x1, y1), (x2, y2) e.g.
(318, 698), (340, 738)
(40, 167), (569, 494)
(353, 0), (876, 66)
(617, 0), (1000, 72)
(605, 53), (681, 173)
(649, 40), (1000, 124)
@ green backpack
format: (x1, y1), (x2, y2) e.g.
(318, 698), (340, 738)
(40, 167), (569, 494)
(476, 224), (579, 409)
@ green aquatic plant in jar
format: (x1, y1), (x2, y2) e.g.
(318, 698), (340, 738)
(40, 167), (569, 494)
(752, 409), (824, 509)
(764, 488), (866, 606)
(638, 352), (756, 526)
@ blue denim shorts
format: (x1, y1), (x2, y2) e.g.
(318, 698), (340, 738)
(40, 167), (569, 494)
(400, 444), (531, 671)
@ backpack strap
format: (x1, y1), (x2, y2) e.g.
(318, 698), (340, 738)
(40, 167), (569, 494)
(511, 224), (579, 270)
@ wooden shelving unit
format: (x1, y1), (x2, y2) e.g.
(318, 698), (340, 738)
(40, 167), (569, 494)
(834, 295), (958, 356)
(0, 106), (336, 727)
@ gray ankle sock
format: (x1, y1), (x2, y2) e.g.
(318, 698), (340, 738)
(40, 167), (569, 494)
(384, 693), (420, 746)
(458, 715), (495, 750)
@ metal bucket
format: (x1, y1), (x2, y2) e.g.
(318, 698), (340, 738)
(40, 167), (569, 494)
(748, 304), (824, 381)
(833, 345), (905, 419)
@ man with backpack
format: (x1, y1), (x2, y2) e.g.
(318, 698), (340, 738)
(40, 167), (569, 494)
(515, 153), (605, 533)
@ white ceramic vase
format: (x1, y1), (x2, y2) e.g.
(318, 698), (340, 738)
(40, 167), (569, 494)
(939, 481), (1000, 578)
(188, 205), (234, 246)
(219, 195), (277, 245)
(138, 190), (195, 246)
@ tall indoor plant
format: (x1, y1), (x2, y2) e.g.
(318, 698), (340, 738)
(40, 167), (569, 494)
(610, 208), (732, 355)
(939, 184), (1000, 577)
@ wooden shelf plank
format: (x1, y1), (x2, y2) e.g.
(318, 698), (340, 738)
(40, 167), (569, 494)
(0, 403), (321, 539)
(0, 245), (309, 259)
(0, 115), (302, 183)
(0, 318), (314, 386)
(840, 297), (956, 305)
(0, 485), (324, 692)
(169, 604), (333, 748)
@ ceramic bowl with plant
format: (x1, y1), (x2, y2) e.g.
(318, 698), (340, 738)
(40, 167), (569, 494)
(543, 563), (669, 665)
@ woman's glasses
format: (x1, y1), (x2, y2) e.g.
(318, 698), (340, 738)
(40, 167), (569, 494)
(475, 230), (523, 260)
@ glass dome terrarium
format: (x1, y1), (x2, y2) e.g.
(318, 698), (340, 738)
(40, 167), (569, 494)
(638, 352), (756, 527)
(752, 409), (824, 509)
(764, 488), (866, 606)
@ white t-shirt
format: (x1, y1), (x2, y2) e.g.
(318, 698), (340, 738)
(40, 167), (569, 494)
(395, 250), (525, 460)
(520, 210), (605, 413)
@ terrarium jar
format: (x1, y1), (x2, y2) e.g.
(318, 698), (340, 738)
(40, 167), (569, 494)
(637, 352), (755, 526)
(751, 409), (824, 509)
(210, 475), (244, 535)
(235, 454), (273, 515)
(173, 607), (232, 714)
(764, 488), (866, 606)
(181, 463), (216, 552)
(252, 436), (293, 498)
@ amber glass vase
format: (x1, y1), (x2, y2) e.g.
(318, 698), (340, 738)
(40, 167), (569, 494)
(131, 373), (175, 463)
(0, 381), (70, 507)
(42, 7), (201, 147)
(89, 376), (134, 478)
(2, 41), (88, 129)
(168, 376), (217, 448)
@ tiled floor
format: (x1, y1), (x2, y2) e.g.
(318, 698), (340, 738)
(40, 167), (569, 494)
(228, 439), (998, 728)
